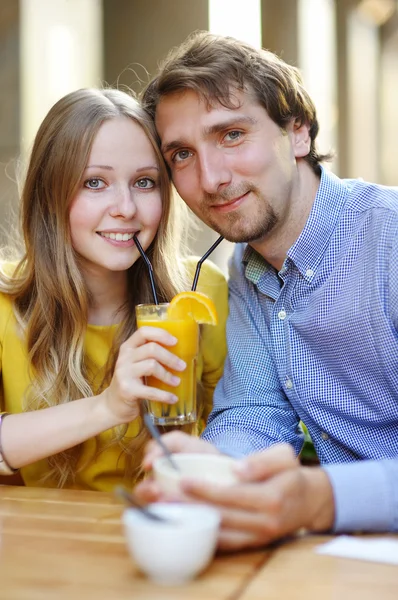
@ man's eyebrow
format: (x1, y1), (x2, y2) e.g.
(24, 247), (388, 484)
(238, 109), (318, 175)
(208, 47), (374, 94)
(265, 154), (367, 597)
(161, 115), (258, 155)
(161, 140), (185, 155)
(203, 115), (258, 136)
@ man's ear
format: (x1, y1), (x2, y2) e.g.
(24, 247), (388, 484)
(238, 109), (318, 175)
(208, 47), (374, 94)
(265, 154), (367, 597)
(291, 120), (311, 158)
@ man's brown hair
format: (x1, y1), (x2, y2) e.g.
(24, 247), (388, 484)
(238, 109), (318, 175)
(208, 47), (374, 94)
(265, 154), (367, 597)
(142, 31), (333, 174)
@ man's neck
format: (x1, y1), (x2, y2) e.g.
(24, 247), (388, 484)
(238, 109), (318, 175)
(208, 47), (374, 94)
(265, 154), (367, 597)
(249, 162), (321, 271)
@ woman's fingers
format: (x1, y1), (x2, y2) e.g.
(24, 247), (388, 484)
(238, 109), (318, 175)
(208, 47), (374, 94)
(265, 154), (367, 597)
(128, 356), (181, 388)
(114, 335), (187, 399)
(127, 342), (186, 373)
(124, 326), (178, 350)
(106, 327), (188, 420)
(124, 382), (177, 404)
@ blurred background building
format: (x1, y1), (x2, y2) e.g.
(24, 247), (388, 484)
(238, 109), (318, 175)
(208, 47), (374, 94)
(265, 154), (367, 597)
(1, 0), (397, 272)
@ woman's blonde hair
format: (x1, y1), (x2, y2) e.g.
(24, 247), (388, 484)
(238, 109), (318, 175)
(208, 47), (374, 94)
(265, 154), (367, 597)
(0, 88), (190, 486)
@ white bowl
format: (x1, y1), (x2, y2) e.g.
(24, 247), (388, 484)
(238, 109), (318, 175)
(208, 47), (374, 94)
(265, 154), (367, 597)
(153, 453), (239, 496)
(123, 503), (220, 585)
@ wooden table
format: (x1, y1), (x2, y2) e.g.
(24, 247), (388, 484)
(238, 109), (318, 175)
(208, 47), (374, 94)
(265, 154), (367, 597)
(0, 485), (396, 600)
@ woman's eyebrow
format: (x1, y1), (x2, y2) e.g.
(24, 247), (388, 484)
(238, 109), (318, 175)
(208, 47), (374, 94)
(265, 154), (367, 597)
(85, 164), (113, 170)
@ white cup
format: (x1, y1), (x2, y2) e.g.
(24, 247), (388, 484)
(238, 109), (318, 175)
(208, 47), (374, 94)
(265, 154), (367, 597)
(123, 503), (220, 585)
(153, 453), (239, 496)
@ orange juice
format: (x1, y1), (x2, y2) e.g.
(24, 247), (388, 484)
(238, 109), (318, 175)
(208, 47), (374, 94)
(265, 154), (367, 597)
(136, 303), (199, 425)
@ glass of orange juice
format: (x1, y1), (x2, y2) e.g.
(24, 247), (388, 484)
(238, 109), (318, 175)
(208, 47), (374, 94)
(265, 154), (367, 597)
(135, 303), (199, 425)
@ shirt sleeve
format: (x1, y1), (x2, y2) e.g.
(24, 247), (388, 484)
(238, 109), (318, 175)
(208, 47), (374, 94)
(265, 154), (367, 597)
(324, 459), (398, 532)
(202, 248), (303, 456)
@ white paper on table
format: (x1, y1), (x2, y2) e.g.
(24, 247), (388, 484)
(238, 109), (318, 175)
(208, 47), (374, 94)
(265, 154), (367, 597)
(315, 535), (398, 565)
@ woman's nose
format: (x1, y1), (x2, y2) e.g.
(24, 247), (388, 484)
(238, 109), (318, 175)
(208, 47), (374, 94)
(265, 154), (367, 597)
(109, 186), (137, 218)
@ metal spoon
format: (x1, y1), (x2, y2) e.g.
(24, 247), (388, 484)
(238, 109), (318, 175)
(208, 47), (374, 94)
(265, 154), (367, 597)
(143, 413), (180, 472)
(114, 486), (169, 522)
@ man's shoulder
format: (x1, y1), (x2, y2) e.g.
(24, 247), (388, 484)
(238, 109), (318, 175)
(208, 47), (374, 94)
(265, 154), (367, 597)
(344, 178), (398, 215)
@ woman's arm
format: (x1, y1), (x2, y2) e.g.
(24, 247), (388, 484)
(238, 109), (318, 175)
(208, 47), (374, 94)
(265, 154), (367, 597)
(1, 326), (185, 469)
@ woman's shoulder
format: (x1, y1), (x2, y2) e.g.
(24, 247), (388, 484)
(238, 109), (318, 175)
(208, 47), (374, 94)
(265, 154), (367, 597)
(0, 260), (19, 277)
(0, 262), (18, 329)
(0, 289), (15, 339)
(181, 256), (228, 321)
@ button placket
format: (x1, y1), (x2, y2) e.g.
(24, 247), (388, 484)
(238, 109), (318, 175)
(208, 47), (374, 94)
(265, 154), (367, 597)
(285, 377), (293, 390)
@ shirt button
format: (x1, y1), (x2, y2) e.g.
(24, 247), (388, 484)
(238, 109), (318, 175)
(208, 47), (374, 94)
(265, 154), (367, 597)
(285, 378), (293, 389)
(321, 432), (329, 441)
(278, 309), (287, 320)
(305, 268), (314, 278)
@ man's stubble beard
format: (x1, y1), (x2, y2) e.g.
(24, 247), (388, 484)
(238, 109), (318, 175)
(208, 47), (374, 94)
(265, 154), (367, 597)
(201, 186), (278, 244)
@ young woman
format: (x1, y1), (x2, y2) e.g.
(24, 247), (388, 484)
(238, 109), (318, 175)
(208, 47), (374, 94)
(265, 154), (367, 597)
(0, 88), (228, 490)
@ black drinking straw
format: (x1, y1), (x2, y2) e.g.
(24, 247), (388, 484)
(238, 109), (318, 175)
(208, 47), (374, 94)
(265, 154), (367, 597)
(133, 234), (159, 305)
(191, 235), (224, 291)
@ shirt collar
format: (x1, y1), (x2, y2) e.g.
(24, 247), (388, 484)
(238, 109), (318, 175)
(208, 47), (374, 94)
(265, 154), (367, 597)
(287, 166), (349, 277)
(243, 245), (268, 284)
(243, 166), (350, 283)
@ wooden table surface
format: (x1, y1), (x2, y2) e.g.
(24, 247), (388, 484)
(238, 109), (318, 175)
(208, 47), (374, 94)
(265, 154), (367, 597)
(0, 485), (397, 600)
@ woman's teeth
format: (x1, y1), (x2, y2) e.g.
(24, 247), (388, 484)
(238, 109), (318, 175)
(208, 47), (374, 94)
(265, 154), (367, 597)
(100, 232), (134, 241)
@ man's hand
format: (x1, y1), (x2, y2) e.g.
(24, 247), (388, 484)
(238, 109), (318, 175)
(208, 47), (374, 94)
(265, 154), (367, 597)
(142, 431), (220, 471)
(179, 444), (335, 551)
(135, 431), (220, 503)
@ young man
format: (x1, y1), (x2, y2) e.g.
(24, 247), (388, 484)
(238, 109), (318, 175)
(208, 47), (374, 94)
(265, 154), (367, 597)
(137, 32), (398, 545)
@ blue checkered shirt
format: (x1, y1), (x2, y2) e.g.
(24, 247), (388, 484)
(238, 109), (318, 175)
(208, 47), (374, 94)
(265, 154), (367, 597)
(203, 167), (398, 464)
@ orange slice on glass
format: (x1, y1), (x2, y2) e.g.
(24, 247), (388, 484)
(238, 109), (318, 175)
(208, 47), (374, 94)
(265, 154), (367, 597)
(168, 291), (218, 325)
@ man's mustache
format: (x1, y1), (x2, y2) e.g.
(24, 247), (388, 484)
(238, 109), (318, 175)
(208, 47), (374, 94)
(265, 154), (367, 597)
(203, 184), (255, 205)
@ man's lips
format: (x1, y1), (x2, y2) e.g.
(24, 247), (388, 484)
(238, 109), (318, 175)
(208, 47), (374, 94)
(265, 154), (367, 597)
(210, 191), (250, 213)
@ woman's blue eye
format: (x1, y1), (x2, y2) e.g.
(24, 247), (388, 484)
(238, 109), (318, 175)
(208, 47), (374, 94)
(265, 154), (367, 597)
(85, 178), (105, 189)
(135, 178), (155, 189)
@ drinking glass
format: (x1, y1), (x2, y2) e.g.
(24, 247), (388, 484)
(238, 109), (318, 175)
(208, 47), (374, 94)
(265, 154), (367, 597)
(135, 303), (199, 425)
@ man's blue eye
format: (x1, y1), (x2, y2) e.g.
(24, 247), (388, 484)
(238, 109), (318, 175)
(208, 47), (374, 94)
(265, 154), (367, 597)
(173, 150), (192, 163)
(226, 131), (241, 141)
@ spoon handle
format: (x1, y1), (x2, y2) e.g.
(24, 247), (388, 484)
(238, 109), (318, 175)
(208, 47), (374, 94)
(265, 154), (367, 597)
(114, 486), (167, 522)
(143, 413), (180, 472)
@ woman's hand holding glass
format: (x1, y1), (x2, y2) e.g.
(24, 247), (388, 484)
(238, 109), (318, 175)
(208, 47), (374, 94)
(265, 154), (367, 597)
(101, 326), (186, 424)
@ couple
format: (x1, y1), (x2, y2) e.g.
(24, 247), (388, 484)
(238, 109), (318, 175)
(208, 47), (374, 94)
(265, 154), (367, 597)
(1, 32), (397, 548)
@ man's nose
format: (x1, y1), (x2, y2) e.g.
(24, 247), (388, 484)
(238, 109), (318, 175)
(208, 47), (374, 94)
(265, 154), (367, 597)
(110, 186), (137, 218)
(198, 148), (231, 194)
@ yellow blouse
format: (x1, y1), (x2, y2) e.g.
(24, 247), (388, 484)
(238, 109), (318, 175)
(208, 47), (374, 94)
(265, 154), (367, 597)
(0, 259), (228, 491)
